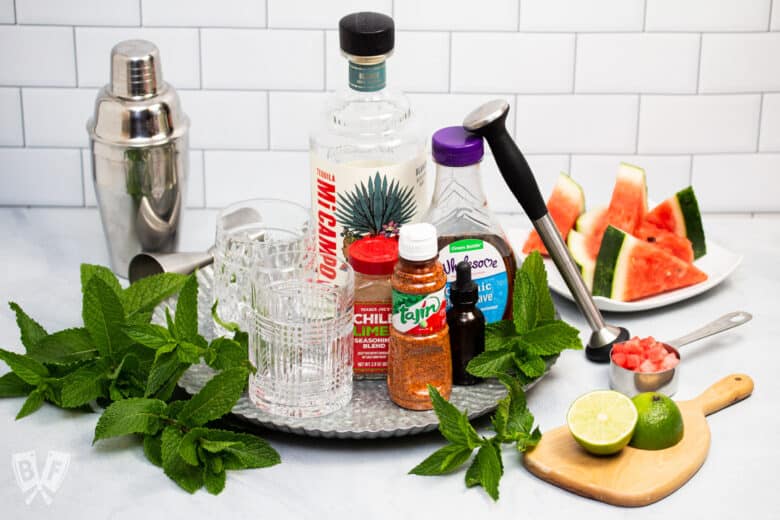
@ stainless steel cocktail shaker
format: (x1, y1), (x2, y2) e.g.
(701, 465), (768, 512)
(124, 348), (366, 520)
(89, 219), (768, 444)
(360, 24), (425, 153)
(87, 39), (189, 277)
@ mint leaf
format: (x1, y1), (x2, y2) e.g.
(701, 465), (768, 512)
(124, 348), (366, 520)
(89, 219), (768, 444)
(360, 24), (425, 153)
(465, 442), (503, 501)
(27, 328), (98, 365)
(206, 430), (280, 470)
(466, 349), (514, 378)
(176, 341), (202, 364)
(145, 351), (182, 397)
(0, 372), (34, 397)
(201, 438), (240, 454)
(122, 273), (188, 317)
(496, 375), (534, 440)
(174, 274), (199, 341)
(428, 385), (480, 449)
(165, 308), (175, 334)
(211, 302), (240, 333)
(60, 360), (109, 408)
(143, 433), (163, 467)
(516, 427), (542, 452)
(0, 348), (49, 385)
(93, 398), (167, 442)
(161, 426), (204, 493)
(519, 321), (583, 356)
(491, 395), (510, 440)
(512, 270), (537, 334)
(124, 324), (174, 350)
(83, 276), (129, 361)
(203, 464), (226, 495)
(484, 320), (517, 352)
(8, 302), (48, 352)
(410, 444), (473, 476)
(16, 387), (46, 420)
(153, 365), (189, 402)
(205, 338), (247, 371)
(81, 264), (122, 297)
(176, 367), (247, 427)
(515, 355), (547, 379)
(521, 251), (555, 322)
(178, 428), (203, 466)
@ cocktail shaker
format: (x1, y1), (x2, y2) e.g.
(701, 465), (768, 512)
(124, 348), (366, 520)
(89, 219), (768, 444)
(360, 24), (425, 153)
(87, 39), (189, 277)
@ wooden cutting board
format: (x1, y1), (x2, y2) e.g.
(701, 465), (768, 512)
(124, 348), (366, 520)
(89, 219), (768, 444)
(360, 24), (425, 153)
(523, 373), (754, 507)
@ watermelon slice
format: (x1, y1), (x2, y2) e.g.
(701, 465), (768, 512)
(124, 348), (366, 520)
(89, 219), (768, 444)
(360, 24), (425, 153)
(567, 229), (595, 291)
(645, 186), (706, 259)
(634, 221), (694, 263)
(593, 225), (708, 301)
(523, 173), (585, 256)
(584, 163), (648, 258)
(575, 205), (607, 234)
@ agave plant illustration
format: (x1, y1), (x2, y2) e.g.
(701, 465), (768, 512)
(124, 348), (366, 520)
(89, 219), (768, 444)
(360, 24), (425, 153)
(335, 172), (416, 238)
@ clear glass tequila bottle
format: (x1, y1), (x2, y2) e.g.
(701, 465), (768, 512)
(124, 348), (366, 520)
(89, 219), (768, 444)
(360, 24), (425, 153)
(310, 12), (427, 261)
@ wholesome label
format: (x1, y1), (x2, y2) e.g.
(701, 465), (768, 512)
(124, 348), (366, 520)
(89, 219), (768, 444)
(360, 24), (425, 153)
(391, 287), (447, 336)
(439, 239), (509, 323)
(353, 302), (391, 376)
(310, 153), (427, 273)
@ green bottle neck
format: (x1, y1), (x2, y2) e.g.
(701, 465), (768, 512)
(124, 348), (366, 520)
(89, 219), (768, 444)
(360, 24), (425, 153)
(348, 60), (386, 92)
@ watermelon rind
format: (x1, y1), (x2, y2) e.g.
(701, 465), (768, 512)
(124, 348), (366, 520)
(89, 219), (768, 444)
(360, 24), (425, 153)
(676, 186), (706, 259)
(592, 225), (627, 299)
(558, 172), (586, 213)
(575, 206), (607, 234)
(567, 229), (595, 291)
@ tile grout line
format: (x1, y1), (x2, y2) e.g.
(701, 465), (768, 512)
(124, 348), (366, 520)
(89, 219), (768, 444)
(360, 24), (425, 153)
(516, 0), (521, 31)
(769, 0), (775, 31)
(265, 91), (271, 151)
(200, 150), (206, 208)
(447, 32), (452, 93)
(695, 33), (703, 93)
(634, 95), (642, 153)
(79, 148), (85, 206)
(265, 0), (269, 28)
(72, 26), (79, 86)
(642, 0), (648, 31)
(688, 154), (694, 186)
(757, 93), (765, 152)
(12, 0), (16, 23)
(18, 88), (26, 146)
(138, 0), (143, 26)
(198, 28), (203, 89)
(571, 33), (578, 93)
(322, 30), (327, 90)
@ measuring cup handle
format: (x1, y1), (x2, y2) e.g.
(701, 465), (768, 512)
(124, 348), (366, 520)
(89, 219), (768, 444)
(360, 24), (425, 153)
(667, 311), (753, 349)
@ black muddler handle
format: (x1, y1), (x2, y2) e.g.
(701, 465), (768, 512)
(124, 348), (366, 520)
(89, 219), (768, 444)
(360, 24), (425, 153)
(463, 99), (628, 362)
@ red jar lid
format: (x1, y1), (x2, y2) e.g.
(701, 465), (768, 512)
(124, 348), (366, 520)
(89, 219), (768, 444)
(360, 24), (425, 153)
(348, 236), (399, 275)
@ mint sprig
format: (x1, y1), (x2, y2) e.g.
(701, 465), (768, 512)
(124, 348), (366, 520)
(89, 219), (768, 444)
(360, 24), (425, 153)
(410, 251), (581, 500)
(0, 264), (277, 495)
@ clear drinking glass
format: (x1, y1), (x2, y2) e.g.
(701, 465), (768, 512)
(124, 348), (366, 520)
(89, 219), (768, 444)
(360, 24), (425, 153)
(213, 199), (312, 327)
(245, 251), (354, 418)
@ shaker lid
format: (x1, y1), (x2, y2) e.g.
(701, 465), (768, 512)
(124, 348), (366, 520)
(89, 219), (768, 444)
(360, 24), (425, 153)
(348, 236), (399, 275)
(111, 40), (163, 100)
(339, 12), (394, 57)
(432, 126), (484, 167)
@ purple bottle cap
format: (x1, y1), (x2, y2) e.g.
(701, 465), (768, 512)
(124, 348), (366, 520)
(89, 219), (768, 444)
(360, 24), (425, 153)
(432, 126), (484, 167)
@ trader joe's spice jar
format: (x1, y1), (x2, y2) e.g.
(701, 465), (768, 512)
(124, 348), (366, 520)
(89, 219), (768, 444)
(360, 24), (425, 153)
(387, 224), (452, 410)
(349, 236), (398, 380)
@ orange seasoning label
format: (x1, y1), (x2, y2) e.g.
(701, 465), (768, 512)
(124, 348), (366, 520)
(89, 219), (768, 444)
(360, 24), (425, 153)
(353, 302), (391, 375)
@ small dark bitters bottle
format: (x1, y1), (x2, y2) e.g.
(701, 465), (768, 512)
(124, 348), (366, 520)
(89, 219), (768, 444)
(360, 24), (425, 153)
(447, 261), (485, 385)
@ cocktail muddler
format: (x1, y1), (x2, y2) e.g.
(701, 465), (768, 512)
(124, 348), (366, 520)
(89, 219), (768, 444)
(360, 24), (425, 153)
(463, 99), (628, 362)
(87, 39), (189, 277)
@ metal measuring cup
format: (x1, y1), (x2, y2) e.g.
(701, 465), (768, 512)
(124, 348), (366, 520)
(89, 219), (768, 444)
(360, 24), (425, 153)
(609, 311), (752, 397)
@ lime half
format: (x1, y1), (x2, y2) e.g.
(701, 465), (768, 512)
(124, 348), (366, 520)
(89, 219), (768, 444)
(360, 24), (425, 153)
(567, 390), (638, 455)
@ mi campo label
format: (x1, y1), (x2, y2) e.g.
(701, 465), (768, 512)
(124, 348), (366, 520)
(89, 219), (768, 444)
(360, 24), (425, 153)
(391, 287), (447, 336)
(439, 239), (509, 323)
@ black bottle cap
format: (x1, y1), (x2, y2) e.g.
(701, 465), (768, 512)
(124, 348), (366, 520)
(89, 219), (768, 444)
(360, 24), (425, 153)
(339, 12), (394, 57)
(450, 261), (478, 305)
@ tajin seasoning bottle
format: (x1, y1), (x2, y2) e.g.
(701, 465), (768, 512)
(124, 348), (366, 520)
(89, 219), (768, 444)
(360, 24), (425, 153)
(310, 12), (427, 262)
(446, 261), (485, 386)
(387, 223), (452, 410)
(424, 126), (517, 323)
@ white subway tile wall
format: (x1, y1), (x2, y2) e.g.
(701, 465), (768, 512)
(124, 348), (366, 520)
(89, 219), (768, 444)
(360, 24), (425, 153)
(0, 0), (778, 214)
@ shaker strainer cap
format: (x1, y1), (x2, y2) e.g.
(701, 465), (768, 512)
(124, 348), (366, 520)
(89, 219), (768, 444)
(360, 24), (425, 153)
(110, 39), (163, 99)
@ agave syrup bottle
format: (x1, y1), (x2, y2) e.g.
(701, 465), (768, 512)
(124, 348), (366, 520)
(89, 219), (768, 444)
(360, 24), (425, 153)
(310, 12), (427, 260)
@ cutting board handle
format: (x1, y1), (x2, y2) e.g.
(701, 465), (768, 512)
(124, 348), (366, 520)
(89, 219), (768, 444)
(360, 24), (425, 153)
(691, 373), (754, 416)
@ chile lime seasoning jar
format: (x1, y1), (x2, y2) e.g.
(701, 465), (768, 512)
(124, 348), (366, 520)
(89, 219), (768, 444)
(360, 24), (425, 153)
(387, 223), (452, 410)
(348, 236), (398, 379)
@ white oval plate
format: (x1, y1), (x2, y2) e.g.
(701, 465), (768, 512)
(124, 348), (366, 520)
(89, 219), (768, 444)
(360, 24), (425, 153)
(507, 227), (743, 313)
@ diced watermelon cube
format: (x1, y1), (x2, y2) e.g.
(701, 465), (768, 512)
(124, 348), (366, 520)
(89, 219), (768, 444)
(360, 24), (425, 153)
(661, 353), (679, 370)
(639, 360), (656, 373)
(612, 352), (627, 367)
(648, 346), (666, 363)
(625, 354), (641, 370)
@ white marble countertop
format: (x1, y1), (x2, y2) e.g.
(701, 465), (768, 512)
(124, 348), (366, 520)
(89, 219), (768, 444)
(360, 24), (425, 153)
(0, 208), (778, 519)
